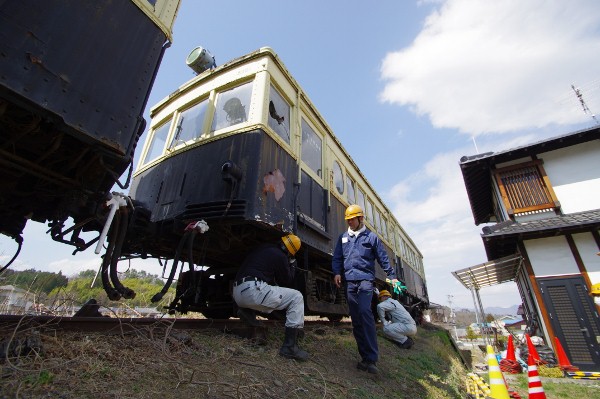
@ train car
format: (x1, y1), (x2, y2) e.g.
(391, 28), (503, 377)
(122, 47), (429, 320)
(0, 0), (180, 253)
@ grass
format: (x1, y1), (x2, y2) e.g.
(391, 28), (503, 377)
(1, 321), (597, 398)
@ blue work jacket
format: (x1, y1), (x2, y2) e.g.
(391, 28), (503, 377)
(332, 229), (396, 281)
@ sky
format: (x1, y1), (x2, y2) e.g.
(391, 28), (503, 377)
(2, 0), (600, 310)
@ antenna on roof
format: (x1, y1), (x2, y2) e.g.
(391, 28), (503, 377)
(571, 84), (599, 124)
(471, 136), (479, 154)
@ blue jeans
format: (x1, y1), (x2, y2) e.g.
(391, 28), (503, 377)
(346, 280), (377, 363)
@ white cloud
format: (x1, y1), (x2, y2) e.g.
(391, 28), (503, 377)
(380, 0), (600, 135)
(384, 140), (528, 308)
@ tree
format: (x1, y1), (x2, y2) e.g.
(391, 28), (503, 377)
(49, 269), (173, 309)
(466, 326), (478, 342)
(2, 269), (68, 294)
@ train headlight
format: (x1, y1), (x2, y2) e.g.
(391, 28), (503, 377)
(186, 46), (216, 75)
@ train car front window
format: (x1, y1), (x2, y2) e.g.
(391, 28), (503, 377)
(143, 120), (171, 164)
(211, 81), (253, 132)
(301, 118), (322, 177)
(268, 85), (291, 143)
(169, 99), (208, 149)
(333, 160), (344, 195)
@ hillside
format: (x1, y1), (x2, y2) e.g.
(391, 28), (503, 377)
(1, 321), (466, 399)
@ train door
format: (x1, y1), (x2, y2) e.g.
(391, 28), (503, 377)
(297, 117), (326, 231)
(538, 276), (600, 371)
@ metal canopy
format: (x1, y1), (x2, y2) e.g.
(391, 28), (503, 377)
(452, 255), (522, 290)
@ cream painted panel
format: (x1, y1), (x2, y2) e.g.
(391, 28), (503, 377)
(552, 179), (600, 213)
(540, 141), (600, 213)
(524, 236), (579, 277)
(573, 232), (600, 284)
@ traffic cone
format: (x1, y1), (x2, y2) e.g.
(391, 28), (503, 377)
(506, 335), (516, 361)
(554, 336), (579, 372)
(486, 345), (510, 399)
(527, 353), (547, 398)
(500, 335), (522, 373)
(525, 334), (541, 364)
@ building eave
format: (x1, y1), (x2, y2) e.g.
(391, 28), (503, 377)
(459, 125), (600, 225)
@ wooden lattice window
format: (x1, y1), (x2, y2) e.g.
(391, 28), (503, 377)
(493, 160), (560, 216)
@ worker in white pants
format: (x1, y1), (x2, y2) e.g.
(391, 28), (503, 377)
(233, 279), (304, 328)
(376, 290), (417, 349)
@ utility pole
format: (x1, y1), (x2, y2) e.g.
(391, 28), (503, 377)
(448, 295), (458, 340)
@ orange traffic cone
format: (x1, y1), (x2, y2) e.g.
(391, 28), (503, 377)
(486, 345), (510, 399)
(527, 353), (547, 398)
(500, 335), (522, 374)
(525, 334), (541, 364)
(506, 335), (516, 361)
(554, 337), (579, 372)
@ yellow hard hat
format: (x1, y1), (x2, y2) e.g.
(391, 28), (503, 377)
(345, 204), (364, 220)
(591, 283), (600, 296)
(378, 290), (391, 300)
(282, 234), (301, 256)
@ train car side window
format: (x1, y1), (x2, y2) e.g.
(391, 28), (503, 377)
(301, 118), (322, 177)
(374, 208), (381, 233)
(356, 187), (366, 215)
(168, 99), (208, 149)
(366, 199), (374, 224)
(211, 81), (253, 132)
(268, 85), (291, 143)
(346, 176), (355, 204)
(332, 160), (344, 194)
(381, 217), (388, 240)
(143, 120), (171, 164)
(395, 231), (402, 255)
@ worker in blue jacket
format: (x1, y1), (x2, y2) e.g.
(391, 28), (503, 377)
(332, 204), (399, 375)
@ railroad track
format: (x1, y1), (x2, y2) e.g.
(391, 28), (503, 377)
(0, 314), (349, 336)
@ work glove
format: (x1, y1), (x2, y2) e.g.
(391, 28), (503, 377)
(386, 278), (407, 295)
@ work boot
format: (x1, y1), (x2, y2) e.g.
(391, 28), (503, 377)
(399, 337), (414, 349)
(279, 327), (309, 361)
(357, 360), (378, 374)
(237, 308), (263, 327)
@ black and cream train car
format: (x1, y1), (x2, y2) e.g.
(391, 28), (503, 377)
(125, 47), (429, 320)
(0, 0), (180, 250)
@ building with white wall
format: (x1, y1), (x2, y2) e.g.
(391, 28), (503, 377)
(455, 126), (600, 371)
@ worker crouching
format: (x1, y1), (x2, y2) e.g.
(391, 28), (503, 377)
(376, 290), (417, 349)
(232, 234), (309, 361)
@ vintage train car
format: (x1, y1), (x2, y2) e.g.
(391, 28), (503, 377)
(121, 47), (429, 320)
(0, 0), (180, 252)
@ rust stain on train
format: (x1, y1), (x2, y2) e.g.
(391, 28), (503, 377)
(263, 169), (286, 201)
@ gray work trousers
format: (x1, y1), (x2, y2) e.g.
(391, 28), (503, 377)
(382, 321), (417, 344)
(232, 280), (305, 328)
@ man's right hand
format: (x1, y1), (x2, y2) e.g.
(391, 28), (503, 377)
(334, 274), (342, 288)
